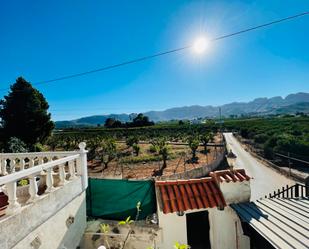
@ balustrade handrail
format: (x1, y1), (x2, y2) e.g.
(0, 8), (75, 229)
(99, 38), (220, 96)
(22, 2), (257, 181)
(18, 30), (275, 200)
(0, 150), (80, 158)
(0, 154), (79, 186)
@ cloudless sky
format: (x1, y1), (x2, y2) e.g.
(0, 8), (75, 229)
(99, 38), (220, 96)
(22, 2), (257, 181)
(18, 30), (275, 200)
(1, 0), (309, 121)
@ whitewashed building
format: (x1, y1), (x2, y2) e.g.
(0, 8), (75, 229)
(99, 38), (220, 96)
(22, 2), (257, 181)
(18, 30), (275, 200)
(155, 169), (251, 249)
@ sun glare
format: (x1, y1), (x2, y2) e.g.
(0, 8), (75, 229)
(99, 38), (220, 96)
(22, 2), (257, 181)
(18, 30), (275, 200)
(192, 37), (210, 54)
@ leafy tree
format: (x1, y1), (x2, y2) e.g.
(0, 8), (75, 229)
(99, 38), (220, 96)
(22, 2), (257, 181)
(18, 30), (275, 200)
(151, 137), (170, 170)
(87, 137), (101, 160)
(0, 77), (54, 149)
(187, 135), (200, 161)
(126, 136), (138, 148)
(132, 143), (140, 156)
(7, 137), (28, 153)
(104, 118), (122, 128)
(178, 120), (184, 125)
(97, 138), (117, 170)
(129, 113), (154, 127)
(200, 133), (210, 154)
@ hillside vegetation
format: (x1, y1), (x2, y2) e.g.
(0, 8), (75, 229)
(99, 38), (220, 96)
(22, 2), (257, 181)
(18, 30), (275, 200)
(223, 116), (309, 160)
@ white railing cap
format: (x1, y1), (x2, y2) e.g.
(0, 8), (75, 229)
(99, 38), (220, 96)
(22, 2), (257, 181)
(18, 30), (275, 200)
(0, 154), (80, 186)
(0, 151), (80, 158)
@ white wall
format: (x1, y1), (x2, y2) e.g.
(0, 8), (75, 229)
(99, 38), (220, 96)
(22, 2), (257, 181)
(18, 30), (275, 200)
(13, 192), (86, 249)
(0, 178), (86, 249)
(220, 181), (251, 204)
(209, 207), (250, 249)
(157, 210), (187, 249)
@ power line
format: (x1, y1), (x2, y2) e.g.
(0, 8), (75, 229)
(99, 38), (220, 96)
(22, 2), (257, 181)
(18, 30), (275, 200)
(1, 11), (308, 92)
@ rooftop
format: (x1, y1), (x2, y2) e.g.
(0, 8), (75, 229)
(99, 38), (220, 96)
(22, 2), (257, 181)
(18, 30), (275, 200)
(231, 197), (309, 249)
(156, 177), (226, 214)
(210, 169), (251, 183)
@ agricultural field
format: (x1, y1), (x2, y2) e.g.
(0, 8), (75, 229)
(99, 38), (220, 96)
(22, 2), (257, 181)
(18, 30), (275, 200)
(88, 141), (223, 179)
(47, 127), (223, 179)
(47, 115), (309, 175)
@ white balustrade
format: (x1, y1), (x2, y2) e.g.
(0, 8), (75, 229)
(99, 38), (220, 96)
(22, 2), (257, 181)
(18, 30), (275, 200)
(27, 174), (39, 203)
(58, 163), (67, 186)
(0, 143), (88, 216)
(1, 159), (7, 175)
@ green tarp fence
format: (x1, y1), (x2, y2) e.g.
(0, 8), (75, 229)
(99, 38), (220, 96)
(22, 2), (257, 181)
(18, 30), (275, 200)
(86, 178), (157, 220)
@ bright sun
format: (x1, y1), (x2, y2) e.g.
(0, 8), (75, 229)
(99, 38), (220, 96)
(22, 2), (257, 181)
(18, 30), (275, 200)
(192, 37), (210, 54)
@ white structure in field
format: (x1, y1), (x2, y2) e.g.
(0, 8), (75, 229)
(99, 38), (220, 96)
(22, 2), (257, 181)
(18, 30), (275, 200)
(155, 169), (251, 249)
(0, 143), (88, 249)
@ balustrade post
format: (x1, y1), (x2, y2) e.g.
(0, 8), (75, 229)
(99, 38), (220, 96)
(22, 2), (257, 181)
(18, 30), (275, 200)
(2, 158), (8, 175)
(78, 142), (88, 189)
(20, 158), (25, 171)
(5, 181), (21, 215)
(27, 174), (39, 203)
(39, 157), (44, 165)
(29, 158), (35, 168)
(58, 164), (67, 186)
(10, 158), (16, 173)
(45, 168), (55, 193)
(68, 160), (76, 180)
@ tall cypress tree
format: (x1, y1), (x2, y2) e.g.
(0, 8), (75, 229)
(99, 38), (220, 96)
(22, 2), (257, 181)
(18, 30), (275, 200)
(0, 77), (54, 149)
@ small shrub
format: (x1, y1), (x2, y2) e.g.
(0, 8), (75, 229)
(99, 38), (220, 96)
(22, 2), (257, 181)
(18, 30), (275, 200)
(7, 137), (28, 153)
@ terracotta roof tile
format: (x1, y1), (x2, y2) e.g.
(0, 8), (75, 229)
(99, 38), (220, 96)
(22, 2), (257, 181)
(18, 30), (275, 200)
(156, 177), (226, 214)
(210, 169), (250, 183)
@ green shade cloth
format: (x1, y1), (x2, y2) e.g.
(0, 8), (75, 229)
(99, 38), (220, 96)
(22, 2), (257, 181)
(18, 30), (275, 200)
(86, 178), (156, 220)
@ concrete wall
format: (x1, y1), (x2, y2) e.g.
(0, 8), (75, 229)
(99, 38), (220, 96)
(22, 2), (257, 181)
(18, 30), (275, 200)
(220, 181), (251, 204)
(0, 178), (86, 249)
(209, 207), (250, 249)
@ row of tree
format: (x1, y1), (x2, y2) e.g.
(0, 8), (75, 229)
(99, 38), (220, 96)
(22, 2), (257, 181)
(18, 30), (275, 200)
(84, 131), (215, 176)
(104, 113), (154, 128)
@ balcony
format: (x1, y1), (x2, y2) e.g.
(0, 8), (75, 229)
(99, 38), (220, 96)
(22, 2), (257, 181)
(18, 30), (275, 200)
(0, 143), (88, 249)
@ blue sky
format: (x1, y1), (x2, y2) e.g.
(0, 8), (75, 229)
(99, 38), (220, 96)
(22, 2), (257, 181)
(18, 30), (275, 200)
(1, 1), (309, 121)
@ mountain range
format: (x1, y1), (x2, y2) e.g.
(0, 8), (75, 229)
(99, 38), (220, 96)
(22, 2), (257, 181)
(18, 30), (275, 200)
(55, 92), (309, 128)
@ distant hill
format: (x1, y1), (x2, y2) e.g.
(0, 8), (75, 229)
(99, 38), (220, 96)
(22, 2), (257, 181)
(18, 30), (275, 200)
(55, 114), (131, 128)
(55, 92), (309, 128)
